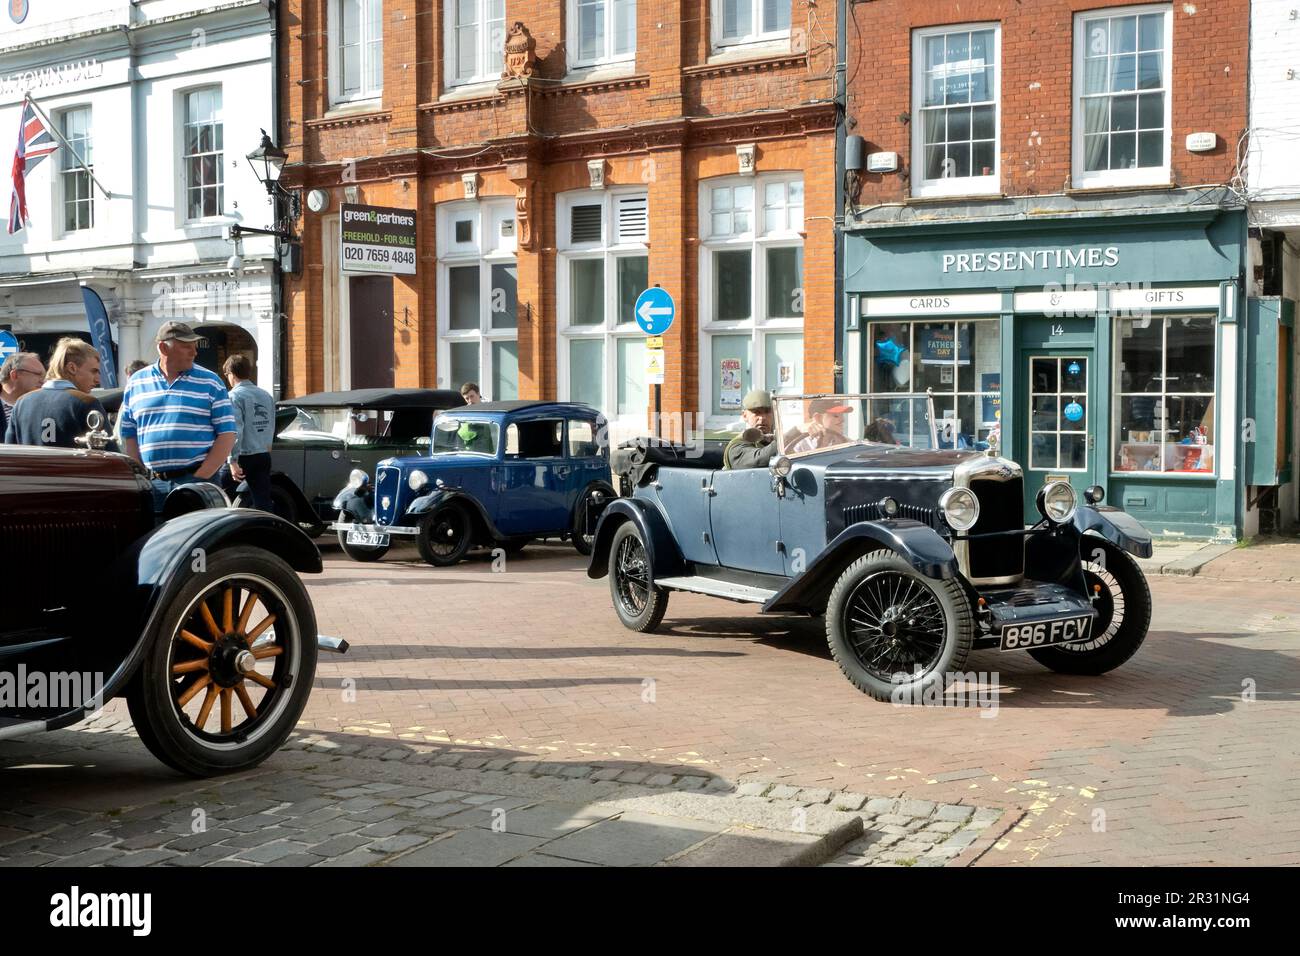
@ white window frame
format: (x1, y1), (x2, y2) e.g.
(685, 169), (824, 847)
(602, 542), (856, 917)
(436, 199), (519, 398)
(181, 86), (224, 223)
(568, 0), (637, 70)
(556, 188), (651, 431)
(711, 0), (791, 51)
(444, 0), (506, 89)
(57, 105), (94, 235)
(698, 172), (804, 430)
(1071, 3), (1173, 190)
(911, 23), (1001, 199)
(329, 0), (384, 106)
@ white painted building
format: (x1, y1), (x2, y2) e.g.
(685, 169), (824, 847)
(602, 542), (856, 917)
(1245, 0), (1300, 534)
(0, 0), (278, 391)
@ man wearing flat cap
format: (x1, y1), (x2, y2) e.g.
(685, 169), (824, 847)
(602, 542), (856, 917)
(723, 388), (778, 470)
(119, 320), (237, 491)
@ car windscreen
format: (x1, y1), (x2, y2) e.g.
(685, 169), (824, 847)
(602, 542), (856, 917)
(775, 394), (941, 456)
(432, 417), (500, 456)
(278, 407), (351, 439)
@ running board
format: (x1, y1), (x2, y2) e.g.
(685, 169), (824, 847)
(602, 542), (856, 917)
(655, 576), (777, 604)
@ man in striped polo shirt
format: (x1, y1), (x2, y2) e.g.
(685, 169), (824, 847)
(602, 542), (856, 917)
(119, 321), (236, 485)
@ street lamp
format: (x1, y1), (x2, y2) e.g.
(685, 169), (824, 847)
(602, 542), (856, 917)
(245, 129), (288, 195)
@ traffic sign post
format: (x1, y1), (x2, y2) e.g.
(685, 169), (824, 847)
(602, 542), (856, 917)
(634, 287), (676, 442)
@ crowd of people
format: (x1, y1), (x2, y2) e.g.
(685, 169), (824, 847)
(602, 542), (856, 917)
(2, 320), (275, 513)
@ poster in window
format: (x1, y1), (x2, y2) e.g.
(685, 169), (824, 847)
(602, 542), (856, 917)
(777, 361), (795, 390)
(720, 358), (743, 409)
(918, 324), (972, 365)
(981, 373), (1001, 425)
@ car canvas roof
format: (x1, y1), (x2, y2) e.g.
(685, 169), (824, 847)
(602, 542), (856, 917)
(278, 388), (466, 411)
(452, 400), (602, 417)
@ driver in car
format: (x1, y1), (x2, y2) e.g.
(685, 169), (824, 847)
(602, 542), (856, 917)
(723, 389), (778, 470)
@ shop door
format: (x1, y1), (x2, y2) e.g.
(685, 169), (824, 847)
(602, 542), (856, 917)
(1023, 352), (1097, 520)
(349, 275), (394, 388)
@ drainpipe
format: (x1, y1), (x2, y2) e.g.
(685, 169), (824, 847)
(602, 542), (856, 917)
(269, 0), (285, 400)
(832, 0), (847, 391)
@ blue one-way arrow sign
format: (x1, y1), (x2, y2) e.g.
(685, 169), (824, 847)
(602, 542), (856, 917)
(634, 287), (675, 336)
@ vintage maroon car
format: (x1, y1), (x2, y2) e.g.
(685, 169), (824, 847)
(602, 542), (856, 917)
(0, 430), (341, 776)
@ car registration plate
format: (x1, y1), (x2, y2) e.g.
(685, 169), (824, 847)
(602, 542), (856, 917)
(999, 614), (1092, 651)
(346, 530), (389, 547)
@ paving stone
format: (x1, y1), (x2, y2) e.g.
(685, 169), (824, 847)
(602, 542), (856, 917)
(767, 785), (801, 800)
(385, 830), (544, 867)
(831, 792), (869, 811)
(506, 762), (538, 774)
(863, 798), (898, 815)
(166, 828), (238, 851)
(335, 797), (385, 812)
(934, 804), (975, 823)
(590, 768), (623, 782)
(422, 791), (471, 803)
(221, 827), (297, 849)
(927, 821), (963, 834)
(114, 832), (175, 851)
(163, 844), (240, 867)
(736, 781), (772, 797)
(874, 814), (914, 826)
(896, 799), (936, 819)
(796, 788), (833, 804)
(311, 847), (388, 867)
(501, 852), (602, 867)
(49, 848), (120, 867)
(358, 819), (413, 838)
(674, 776), (708, 791)
(367, 834), (431, 855)
(380, 749), (412, 762)
(542, 812), (723, 867)
(487, 803), (617, 840)
(348, 806), (406, 824)
(305, 834), (372, 858)
(103, 849), (179, 867)
(235, 842), (313, 864)
(644, 774), (677, 788)
(942, 830), (981, 849)
(617, 771), (650, 785)
(926, 845), (965, 860)
(410, 803), (463, 821)
(560, 765), (594, 779)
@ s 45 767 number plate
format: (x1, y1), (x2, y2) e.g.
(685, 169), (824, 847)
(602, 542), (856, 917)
(1000, 614), (1092, 651)
(346, 530), (389, 547)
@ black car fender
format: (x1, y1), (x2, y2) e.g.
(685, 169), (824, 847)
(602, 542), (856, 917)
(94, 509), (322, 710)
(763, 519), (961, 615)
(570, 480), (617, 529)
(334, 486), (373, 522)
(236, 472), (322, 532)
(586, 497), (686, 581)
(1074, 505), (1154, 559)
(406, 487), (502, 541)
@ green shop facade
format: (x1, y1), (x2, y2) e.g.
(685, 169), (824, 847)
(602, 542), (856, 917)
(841, 207), (1279, 540)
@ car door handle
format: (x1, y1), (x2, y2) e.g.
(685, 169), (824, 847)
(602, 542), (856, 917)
(701, 486), (715, 496)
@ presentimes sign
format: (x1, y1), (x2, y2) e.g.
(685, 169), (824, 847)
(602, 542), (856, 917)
(340, 203), (417, 275)
(942, 246), (1120, 274)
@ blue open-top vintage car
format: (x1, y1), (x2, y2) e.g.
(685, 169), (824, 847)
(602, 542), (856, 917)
(332, 401), (616, 566)
(588, 392), (1154, 702)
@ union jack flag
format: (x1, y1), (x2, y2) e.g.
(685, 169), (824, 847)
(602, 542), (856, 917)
(7, 98), (60, 235)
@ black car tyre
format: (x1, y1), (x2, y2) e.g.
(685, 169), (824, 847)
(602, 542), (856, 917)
(570, 483), (613, 556)
(336, 512), (390, 562)
(825, 551), (974, 703)
(608, 521), (668, 632)
(1028, 539), (1151, 675)
(125, 546), (318, 777)
(417, 504), (474, 567)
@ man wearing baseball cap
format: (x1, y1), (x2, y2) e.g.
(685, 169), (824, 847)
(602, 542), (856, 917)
(118, 321), (236, 493)
(787, 397), (853, 454)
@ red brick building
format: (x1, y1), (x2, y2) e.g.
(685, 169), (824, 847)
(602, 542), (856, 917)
(278, 0), (837, 440)
(840, 1), (1256, 538)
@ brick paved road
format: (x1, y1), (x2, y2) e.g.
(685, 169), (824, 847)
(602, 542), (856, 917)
(6, 536), (1300, 866)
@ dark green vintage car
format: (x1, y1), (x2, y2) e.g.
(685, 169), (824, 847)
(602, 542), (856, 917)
(240, 388), (466, 534)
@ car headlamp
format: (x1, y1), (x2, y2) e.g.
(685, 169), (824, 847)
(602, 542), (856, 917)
(346, 469), (368, 489)
(879, 496), (900, 519)
(408, 470), (429, 492)
(939, 487), (980, 532)
(770, 456), (793, 478)
(1038, 481), (1078, 524)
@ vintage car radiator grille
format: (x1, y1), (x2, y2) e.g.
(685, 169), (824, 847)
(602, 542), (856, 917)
(374, 466), (402, 526)
(967, 473), (1025, 580)
(841, 501), (942, 531)
(1, 513), (143, 619)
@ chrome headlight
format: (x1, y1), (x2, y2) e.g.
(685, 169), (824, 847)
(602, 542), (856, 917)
(408, 470), (429, 492)
(346, 468), (368, 489)
(770, 456), (793, 478)
(939, 487), (980, 532)
(1039, 481), (1078, 524)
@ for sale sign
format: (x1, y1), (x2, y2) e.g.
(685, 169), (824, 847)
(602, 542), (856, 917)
(340, 204), (417, 275)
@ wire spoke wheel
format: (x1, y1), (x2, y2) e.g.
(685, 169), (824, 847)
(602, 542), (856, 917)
(844, 570), (948, 681)
(1057, 560), (1125, 653)
(165, 574), (299, 746)
(614, 534), (650, 616)
(427, 508), (469, 558)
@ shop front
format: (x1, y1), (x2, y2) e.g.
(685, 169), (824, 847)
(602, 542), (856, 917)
(842, 208), (1246, 539)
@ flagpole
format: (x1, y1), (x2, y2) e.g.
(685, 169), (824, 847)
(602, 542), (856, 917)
(21, 93), (113, 199)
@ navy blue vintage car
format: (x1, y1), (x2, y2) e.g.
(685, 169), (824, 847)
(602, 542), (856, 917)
(588, 392), (1154, 702)
(332, 401), (616, 566)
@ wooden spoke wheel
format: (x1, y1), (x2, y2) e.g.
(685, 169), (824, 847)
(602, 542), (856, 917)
(127, 547), (317, 776)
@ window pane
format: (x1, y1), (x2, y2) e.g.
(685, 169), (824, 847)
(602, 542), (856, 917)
(616, 337), (647, 416)
(1117, 317), (1163, 391)
(492, 340), (518, 400)
(569, 338), (604, 407)
(579, 1), (604, 62)
(1139, 13), (1165, 52)
(711, 334), (751, 416)
(1113, 16), (1137, 54)
(971, 104), (995, 140)
(1084, 58), (1108, 95)
(870, 323), (911, 392)
(448, 265), (480, 330)
(766, 247), (803, 318)
(1110, 53), (1137, 92)
(713, 250), (752, 321)
(457, 24), (478, 79)
(1061, 433), (1087, 469)
(947, 142), (970, 178)
(764, 333), (802, 394)
(763, 0), (789, 33)
(1167, 315), (1216, 390)
(490, 263), (517, 329)
(616, 256), (648, 326)
(1138, 52), (1162, 90)
(1083, 98), (1109, 136)
(614, 0), (636, 55)
(916, 322), (958, 392)
(1138, 91), (1163, 129)
(450, 341), (480, 389)
(1111, 132), (1137, 170)
(1111, 94), (1137, 131)
(722, 0), (750, 39)
(972, 141), (995, 178)
(1137, 130), (1163, 168)
(570, 259), (605, 325)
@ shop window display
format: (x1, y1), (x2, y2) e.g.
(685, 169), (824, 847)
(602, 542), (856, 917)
(1114, 314), (1215, 474)
(867, 319), (1000, 451)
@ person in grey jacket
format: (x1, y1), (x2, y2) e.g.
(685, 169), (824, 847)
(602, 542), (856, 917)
(222, 354), (276, 511)
(4, 338), (106, 448)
